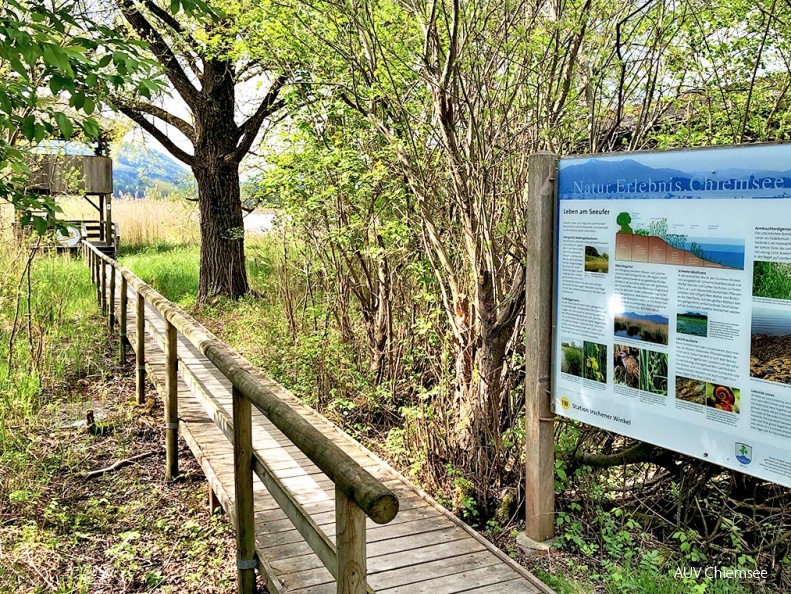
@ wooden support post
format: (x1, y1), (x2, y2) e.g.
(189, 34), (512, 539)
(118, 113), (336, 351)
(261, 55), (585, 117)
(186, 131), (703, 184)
(105, 193), (113, 251)
(95, 255), (101, 308)
(136, 291), (146, 405)
(109, 265), (116, 330)
(336, 487), (366, 594)
(99, 194), (105, 243)
(100, 260), (107, 316)
(208, 485), (222, 514)
(524, 152), (558, 543)
(119, 277), (128, 361)
(232, 385), (256, 594)
(165, 319), (179, 481)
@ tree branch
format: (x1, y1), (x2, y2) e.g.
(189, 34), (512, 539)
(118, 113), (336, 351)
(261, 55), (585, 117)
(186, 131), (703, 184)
(116, 0), (200, 109)
(114, 96), (195, 142)
(575, 442), (661, 467)
(116, 104), (195, 166)
(142, 0), (203, 79)
(231, 75), (287, 162)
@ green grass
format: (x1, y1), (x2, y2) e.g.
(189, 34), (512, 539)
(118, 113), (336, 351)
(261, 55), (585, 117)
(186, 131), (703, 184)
(561, 344), (583, 377)
(0, 251), (105, 424)
(614, 316), (668, 345)
(121, 245), (200, 307)
(0, 242), (240, 592)
(677, 314), (708, 337)
(753, 261), (791, 301)
(584, 255), (609, 273)
(533, 564), (753, 594)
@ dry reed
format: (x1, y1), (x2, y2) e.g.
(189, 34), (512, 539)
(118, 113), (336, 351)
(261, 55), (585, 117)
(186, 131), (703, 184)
(57, 195), (200, 250)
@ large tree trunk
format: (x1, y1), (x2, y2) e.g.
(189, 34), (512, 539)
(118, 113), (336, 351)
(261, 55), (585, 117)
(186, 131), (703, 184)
(193, 160), (249, 302)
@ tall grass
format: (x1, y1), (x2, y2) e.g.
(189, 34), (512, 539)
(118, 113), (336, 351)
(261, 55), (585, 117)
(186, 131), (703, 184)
(753, 261), (791, 301)
(0, 231), (106, 531)
(121, 245), (201, 307)
(57, 195), (200, 253)
(0, 240), (105, 424)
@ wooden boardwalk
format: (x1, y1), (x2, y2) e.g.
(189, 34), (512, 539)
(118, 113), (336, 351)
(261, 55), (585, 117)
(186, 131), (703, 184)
(110, 266), (552, 594)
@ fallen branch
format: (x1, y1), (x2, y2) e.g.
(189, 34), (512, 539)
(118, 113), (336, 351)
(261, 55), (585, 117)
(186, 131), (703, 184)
(82, 451), (158, 479)
(574, 441), (655, 467)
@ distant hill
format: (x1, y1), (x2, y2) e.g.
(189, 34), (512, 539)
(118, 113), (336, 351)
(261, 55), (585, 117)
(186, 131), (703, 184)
(113, 146), (193, 197)
(617, 312), (669, 325)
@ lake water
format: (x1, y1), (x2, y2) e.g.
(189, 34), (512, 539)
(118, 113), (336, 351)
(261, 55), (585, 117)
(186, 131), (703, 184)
(752, 306), (791, 335)
(615, 330), (643, 341)
(244, 213), (277, 234)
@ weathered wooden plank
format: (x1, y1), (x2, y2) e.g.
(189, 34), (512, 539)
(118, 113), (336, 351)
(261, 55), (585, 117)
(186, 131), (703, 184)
(369, 549), (497, 591)
(377, 563), (523, 594)
(461, 578), (541, 593)
(252, 454), (337, 581)
(369, 538), (486, 577)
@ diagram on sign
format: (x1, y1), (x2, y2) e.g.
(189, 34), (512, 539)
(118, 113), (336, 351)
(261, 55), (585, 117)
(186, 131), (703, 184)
(614, 213), (745, 269)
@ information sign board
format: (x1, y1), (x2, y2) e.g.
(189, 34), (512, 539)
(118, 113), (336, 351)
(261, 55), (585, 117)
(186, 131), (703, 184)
(553, 144), (791, 486)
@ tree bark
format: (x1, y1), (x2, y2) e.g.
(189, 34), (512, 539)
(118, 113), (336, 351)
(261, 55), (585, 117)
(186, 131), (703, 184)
(193, 160), (249, 302)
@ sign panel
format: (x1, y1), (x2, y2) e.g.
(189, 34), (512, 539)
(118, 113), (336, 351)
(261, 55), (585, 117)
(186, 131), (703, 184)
(553, 144), (791, 486)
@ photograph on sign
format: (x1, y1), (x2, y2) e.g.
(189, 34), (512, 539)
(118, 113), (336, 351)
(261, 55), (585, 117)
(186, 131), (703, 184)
(553, 143), (791, 487)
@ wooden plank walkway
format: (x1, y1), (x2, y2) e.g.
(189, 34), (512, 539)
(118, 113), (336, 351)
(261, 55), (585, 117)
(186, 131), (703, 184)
(113, 270), (553, 594)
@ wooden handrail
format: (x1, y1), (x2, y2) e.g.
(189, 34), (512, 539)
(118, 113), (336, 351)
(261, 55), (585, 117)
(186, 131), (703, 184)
(84, 241), (398, 523)
(83, 240), (398, 594)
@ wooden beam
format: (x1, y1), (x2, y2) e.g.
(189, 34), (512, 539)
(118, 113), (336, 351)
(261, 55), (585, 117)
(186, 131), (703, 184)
(99, 194), (105, 243)
(524, 152), (558, 542)
(94, 253), (101, 307)
(252, 454), (337, 577)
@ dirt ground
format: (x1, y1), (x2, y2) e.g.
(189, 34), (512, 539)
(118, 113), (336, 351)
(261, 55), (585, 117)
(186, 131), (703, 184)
(0, 350), (261, 594)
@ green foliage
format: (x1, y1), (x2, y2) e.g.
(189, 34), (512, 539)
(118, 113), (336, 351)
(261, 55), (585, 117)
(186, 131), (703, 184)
(0, 251), (104, 424)
(0, 1), (161, 229)
(562, 345), (583, 377)
(753, 261), (791, 300)
(583, 342), (607, 383)
(616, 212), (633, 233)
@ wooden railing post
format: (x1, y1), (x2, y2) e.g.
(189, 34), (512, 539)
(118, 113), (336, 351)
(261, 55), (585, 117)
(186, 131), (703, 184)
(165, 319), (179, 481)
(136, 291), (146, 405)
(94, 255), (100, 306)
(232, 385), (256, 594)
(100, 258), (107, 316)
(119, 276), (128, 361)
(109, 265), (116, 330)
(336, 488), (366, 594)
